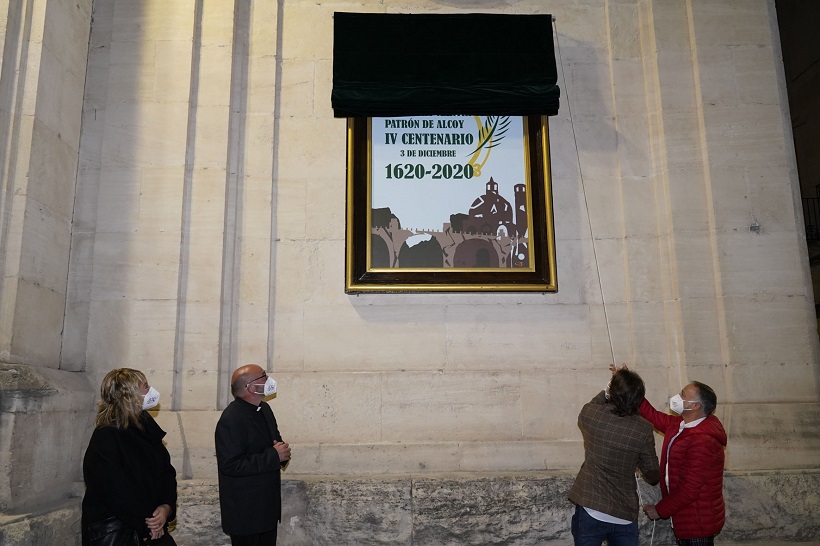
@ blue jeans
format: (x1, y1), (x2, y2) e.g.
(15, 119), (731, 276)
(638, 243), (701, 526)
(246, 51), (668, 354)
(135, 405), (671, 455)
(571, 505), (638, 546)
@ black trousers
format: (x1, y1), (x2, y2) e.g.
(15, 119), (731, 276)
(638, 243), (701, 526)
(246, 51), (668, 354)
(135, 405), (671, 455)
(677, 538), (714, 546)
(229, 528), (277, 546)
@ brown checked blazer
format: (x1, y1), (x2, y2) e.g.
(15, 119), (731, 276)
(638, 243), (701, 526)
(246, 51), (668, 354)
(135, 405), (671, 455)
(568, 391), (660, 521)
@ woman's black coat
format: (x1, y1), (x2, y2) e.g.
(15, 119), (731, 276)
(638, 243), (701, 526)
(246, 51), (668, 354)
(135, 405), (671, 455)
(82, 412), (177, 544)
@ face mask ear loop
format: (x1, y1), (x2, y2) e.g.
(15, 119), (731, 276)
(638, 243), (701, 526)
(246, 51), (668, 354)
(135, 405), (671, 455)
(635, 473), (656, 546)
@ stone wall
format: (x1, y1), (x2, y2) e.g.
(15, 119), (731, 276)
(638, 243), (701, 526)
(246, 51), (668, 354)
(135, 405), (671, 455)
(1, 0), (820, 544)
(175, 471), (820, 545)
(56, 0), (820, 481)
(3, 471), (819, 545)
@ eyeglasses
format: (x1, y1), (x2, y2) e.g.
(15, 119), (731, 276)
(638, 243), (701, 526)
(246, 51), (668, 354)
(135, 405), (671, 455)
(247, 372), (268, 386)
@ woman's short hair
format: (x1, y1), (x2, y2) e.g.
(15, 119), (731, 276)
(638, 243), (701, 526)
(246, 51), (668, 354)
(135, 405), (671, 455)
(609, 369), (646, 417)
(95, 368), (146, 429)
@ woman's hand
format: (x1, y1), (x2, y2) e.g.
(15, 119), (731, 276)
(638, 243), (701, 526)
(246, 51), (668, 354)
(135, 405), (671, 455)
(146, 504), (171, 538)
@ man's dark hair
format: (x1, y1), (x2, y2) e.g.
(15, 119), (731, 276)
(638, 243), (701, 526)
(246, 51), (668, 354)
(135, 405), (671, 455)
(691, 381), (717, 416)
(609, 369), (645, 417)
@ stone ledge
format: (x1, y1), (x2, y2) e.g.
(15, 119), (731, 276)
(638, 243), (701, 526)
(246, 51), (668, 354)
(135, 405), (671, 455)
(2, 470), (818, 545)
(170, 470), (820, 546)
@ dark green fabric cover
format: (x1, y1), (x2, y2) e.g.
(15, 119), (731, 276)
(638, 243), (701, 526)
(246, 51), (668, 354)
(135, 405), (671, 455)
(332, 12), (560, 117)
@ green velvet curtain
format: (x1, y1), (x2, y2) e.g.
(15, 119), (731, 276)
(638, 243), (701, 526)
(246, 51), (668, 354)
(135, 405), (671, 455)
(332, 12), (560, 117)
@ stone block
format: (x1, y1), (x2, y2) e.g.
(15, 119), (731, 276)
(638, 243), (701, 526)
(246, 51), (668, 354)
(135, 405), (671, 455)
(193, 104), (230, 166)
(691, 2), (771, 47)
(734, 45), (780, 106)
(18, 197), (72, 293)
(606, 3), (640, 60)
(624, 236), (663, 302)
(552, 235), (600, 305)
(302, 302), (448, 370)
(60, 299), (90, 371)
(43, 0), (92, 78)
(264, 372), (381, 446)
(102, 102), (189, 167)
(247, 55), (278, 114)
(594, 237), (628, 304)
(628, 301), (669, 364)
(0, 499), (82, 546)
(280, 3), (333, 60)
(112, 0), (195, 44)
(551, 5), (608, 63)
(176, 411), (221, 479)
(76, 110), (105, 174)
(129, 299), (178, 381)
(314, 60), (333, 117)
(242, 116), (276, 178)
(278, 60), (315, 119)
(240, 176), (274, 234)
(155, 39), (194, 103)
(139, 166), (186, 234)
(725, 403), (820, 470)
(444, 302), (592, 368)
(106, 39), (156, 103)
(199, 1), (234, 47)
(195, 48), (232, 108)
(85, 300), (132, 371)
(718, 230), (805, 296)
(181, 238), (225, 302)
(272, 178), (307, 240)
(275, 117), (342, 178)
(11, 279), (67, 366)
(746, 165), (801, 232)
(566, 62), (615, 118)
(270, 307), (306, 371)
(615, 116), (652, 180)
(0, 364), (95, 512)
(381, 371), (521, 442)
(95, 168), (140, 232)
(581, 177), (622, 241)
(520, 370), (596, 441)
(702, 104), (788, 169)
(91, 231), (181, 300)
(677, 299), (724, 364)
(669, 231), (720, 299)
(41, 78), (83, 143)
(305, 175), (345, 241)
(28, 119), (79, 220)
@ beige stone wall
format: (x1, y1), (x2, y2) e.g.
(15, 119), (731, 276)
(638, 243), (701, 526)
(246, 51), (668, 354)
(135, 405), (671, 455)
(0, 0), (91, 367)
(53, 0), (820, 481)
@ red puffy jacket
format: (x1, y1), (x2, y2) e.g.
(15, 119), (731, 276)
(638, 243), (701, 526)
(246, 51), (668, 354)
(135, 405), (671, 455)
(639, 398), (727, 539)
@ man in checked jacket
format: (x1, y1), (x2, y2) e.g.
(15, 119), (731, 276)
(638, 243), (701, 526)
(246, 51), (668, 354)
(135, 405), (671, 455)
(568, 367), (660, 546)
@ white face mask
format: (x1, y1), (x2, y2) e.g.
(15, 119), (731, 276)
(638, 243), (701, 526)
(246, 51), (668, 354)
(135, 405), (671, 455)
(142, 386), (160, 410)
(669, 393), (695, 415)
(249, 376), (277, 397)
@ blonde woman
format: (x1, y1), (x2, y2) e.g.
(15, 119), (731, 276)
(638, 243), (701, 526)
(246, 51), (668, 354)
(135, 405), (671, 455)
(82, 369), (177, 546)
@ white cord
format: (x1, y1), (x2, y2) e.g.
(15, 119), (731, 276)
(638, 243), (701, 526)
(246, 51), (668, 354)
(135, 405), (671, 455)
(635, 473), (656, 546)
(551, 18), (617, 366)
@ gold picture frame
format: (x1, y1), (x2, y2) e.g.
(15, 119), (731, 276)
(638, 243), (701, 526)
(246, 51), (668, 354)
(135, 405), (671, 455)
(345, 115), (557, 293)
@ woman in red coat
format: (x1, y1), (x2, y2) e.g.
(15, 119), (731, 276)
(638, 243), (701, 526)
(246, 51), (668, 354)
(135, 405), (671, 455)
(640, 381), (727, 546)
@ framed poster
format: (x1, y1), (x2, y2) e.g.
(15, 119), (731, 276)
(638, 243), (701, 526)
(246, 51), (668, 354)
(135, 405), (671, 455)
(345, 115), (556, 293)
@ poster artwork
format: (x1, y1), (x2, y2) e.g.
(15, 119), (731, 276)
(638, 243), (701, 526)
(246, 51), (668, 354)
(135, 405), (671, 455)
(370, 115), (532, 270)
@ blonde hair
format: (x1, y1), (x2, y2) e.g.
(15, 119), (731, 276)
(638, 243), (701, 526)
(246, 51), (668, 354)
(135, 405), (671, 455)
(95, 368), (146, 429)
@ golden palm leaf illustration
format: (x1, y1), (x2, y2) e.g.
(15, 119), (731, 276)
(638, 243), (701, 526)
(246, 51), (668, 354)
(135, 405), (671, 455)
(467, 116), (511, 176)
